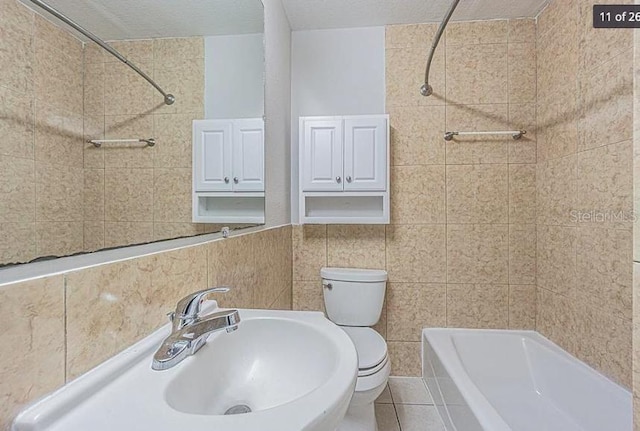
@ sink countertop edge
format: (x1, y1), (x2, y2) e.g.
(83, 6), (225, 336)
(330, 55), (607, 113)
(13, 305), (357, 431)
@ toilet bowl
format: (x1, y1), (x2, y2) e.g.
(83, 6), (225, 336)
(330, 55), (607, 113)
(321, 267), (389, 431)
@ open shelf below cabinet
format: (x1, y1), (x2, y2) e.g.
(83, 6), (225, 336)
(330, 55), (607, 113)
(301, 193), (389, 224)
(193, 193), (265, 224)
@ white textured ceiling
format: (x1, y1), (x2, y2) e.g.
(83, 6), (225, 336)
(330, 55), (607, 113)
(282, 0), (550, 30)
(20, 0), (263, 40)
(21, 0), (549, 41)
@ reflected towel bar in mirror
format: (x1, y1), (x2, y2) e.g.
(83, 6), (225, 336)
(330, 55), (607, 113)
(444, 130), (526, 141)
(88, 138), (156, 148)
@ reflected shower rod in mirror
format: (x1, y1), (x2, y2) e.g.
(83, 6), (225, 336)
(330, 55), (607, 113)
(25, 0), (176, 106)
(421, 0), (461, 96)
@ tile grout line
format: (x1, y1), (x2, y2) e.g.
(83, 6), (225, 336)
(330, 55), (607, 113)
(443, 23), (449, 329)
(394, 401), (402, 431)
(63, 273), (68, 383)
(81, 42), (86, 252)
(384, 377), (447, 431)
(534, 16), (538, 330)
(388, 384), (403, 431)
(506, 19), (511, 330)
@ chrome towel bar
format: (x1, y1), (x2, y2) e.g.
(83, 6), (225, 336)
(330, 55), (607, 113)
(88, 138), (156, 148)
(444, 131), (526, 141)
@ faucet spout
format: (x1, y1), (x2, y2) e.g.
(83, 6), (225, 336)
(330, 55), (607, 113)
(152, 302), (240, 371)
(171, 286), (232, 331)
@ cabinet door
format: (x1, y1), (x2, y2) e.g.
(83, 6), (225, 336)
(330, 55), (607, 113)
(232, 119), (265, 192)
(302, 119), (344, 192)
(343, 117), (387, 191)
(193, 120), (232, 191)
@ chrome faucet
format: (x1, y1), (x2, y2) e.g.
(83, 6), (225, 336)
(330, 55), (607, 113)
(152, 287), (240, 371)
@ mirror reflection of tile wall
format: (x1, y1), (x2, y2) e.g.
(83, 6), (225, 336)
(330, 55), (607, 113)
(84, 37), (212, 252)
(0, 0), (263, 266)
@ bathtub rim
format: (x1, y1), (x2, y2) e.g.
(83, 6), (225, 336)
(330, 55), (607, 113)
(421, 328), (632, 431)
(423, 328), (520, 431)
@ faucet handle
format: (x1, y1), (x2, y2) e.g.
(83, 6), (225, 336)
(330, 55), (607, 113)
(174, 287), (231, 326)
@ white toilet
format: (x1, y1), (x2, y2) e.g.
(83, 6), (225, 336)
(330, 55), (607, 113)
(321, 267), (390, 431)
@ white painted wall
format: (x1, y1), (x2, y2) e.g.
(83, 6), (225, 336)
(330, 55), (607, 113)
(204, 33), (265, 119)
(290, 26), (386, 222)
(264, 0), (292, 227)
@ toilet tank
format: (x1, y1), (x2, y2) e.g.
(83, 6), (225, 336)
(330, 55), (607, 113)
(321, 267), (387, 326)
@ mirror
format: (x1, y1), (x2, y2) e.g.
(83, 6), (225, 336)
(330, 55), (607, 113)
(0, 0), (265, 267)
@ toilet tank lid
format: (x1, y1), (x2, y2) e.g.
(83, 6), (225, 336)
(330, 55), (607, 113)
(321, 267), (387, 282)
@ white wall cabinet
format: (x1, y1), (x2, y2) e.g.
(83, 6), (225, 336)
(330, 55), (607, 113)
(194, 119), (264, 193)
(193, 120), (233, 192)
(299, 115), (389, 224)
(343, 117), (387, 191)
(302, 119), (344, 192)
(232, 119), (266, 192)
(193, 118), (265, 223)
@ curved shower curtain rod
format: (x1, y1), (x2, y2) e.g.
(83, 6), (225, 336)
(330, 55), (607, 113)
(421, 0), (461, 97)
(25, 0), (176, 106)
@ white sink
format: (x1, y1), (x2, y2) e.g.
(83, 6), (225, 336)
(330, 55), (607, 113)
(14, 306), (358, 431)
(166, 316), (347, 415)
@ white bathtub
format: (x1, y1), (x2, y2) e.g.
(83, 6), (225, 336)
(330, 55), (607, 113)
(422, 329), (631, 431)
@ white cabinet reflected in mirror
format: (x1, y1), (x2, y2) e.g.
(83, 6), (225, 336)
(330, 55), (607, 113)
(0, 0), (264, 267)
(193, 27), (266, 224)
(192, 119), (265, 223)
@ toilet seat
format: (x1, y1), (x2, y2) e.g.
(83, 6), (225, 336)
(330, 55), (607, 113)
(340, 326), (388, 375)
(357, 354), (388, 377)
(354, 357), (390, 394)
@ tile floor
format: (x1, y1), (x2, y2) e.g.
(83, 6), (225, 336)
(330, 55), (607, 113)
(374, 377), (446, 431)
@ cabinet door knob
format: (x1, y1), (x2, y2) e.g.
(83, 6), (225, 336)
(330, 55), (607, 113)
(233, 177), (239, 184)
(346, 176), (352, 183)
(336, 176), (342, 183)
(224, 177), (230, 183)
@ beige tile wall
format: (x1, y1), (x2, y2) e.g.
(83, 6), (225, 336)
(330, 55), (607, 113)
(535, 0), (634, 389)
(0, 0), (223, 265)
(0, 225), (292, 430)
(293, 18), (538, 376)
(293, 4), (634, 386)
(635, 264), (640, 430)
(83, 36), (216, 251)
(632, 3), (640, 427)
(0, 0), (85, 264)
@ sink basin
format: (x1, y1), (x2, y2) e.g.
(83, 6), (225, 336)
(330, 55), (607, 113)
(13, 307), (358, 431)
(165, 317), (343, 416)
